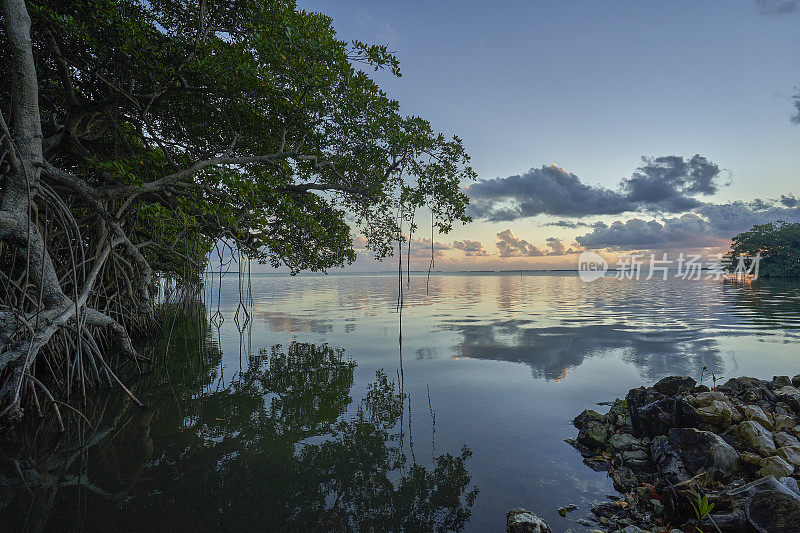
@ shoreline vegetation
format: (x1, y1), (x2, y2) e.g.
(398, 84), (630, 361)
(509, 374), (800, 533)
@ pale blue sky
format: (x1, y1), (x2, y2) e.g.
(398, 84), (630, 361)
(294, 0), (800, 269)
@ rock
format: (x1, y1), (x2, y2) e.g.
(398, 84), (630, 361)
(719, 377), (775, 403)
(792, 374), (800, 388)
(607, 433), (643, 452)
(774, 376), (793, 388)
(775, 432), (800, 448)
(573, 409), (606, 429)
(650, 435), (690, 484)
(507, 509), (551, 533)
(774, 415), (795, 432)
(775, 386), (800, 413)
(612, 466), (639, 492)
(556, 504), (577, 516)
(746, 489), (800, 532)
(781, 476), (800, 496)
(758, 456), (794, 478)
(776, 445), (800, 467)
(578, 420), (610, 449)
(726, 475), (800, 501)
(621, 449), (648, 462)
(607, 399), (632, 429)
(668, 427), (739, 478)
(653, 376), (696, 396)
(734, 420), (776, 455)
(632, 396), (701, 437)
(744, 405), (774, 430)
(740, 451), (764, 468)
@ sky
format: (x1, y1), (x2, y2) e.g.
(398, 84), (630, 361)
(289, 0), (800, 271)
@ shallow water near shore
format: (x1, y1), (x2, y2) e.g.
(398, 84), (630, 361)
(2, 272), (800, 531)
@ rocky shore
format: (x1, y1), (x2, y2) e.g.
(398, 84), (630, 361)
(508, 374), (800, 532)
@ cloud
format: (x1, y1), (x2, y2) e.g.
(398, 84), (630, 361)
(756, 0), (799, 15)
(405, 237), (450, 258)
(467, 155), (722, 221)
(542, 220), (593, 228)
(496, 229), (576, 257)
(781, 194), (799, 208)
(574, 200), (800, 251)
(453, 239), (488, 256)
(792, 90), (800, 124)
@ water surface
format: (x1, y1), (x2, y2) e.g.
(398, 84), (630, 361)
(3, 272), (800, 531)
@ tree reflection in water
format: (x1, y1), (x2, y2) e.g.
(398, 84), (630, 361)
(0, 311), (477, 532)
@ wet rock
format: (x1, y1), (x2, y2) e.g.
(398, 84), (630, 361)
(744, 405), (774, 430)
(578, 420), (610, 449)
(607, 433), (643, 452)
(775, 386), (800, 413)
(774, 376), (793, 388)
(792, 374), (800, 388)
(556, 504), (577, 516)
(746, 489), (800, 533)
(734, 420), (776, 455)
(612, 466), (638, 492)
(591, 501), (622, 519)
(758, 456), (794, 478)
(653, 376), (696, 396)
(650, 435), (690, 484)
(573, 409), (606, 429)
(775, 432), (800, 448)
(668, 427), (739, 478)
(506, 509), (551, 533)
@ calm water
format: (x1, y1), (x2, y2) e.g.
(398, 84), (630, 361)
(2, 272), (800, 531)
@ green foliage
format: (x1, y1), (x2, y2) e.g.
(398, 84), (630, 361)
(691, 494), (714, 532)
(9, 0), (474, 284)
(726, 221), (800, 278)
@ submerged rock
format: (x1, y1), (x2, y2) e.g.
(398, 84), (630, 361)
(506, 509), (551, 533)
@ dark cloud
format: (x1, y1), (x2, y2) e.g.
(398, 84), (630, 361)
(781, 194), (799, 208)
(496, 229), (576, 257)
(452, 239), (488, 256)
(542, 220), (593, 228)
(620, 155), (719, 212)
(574, 214), (722, 250)
(467, 155), (722, 221)
(574, 200), (800, 250)
(756, 0), (799, 15)
(467, 164), (633, 221)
